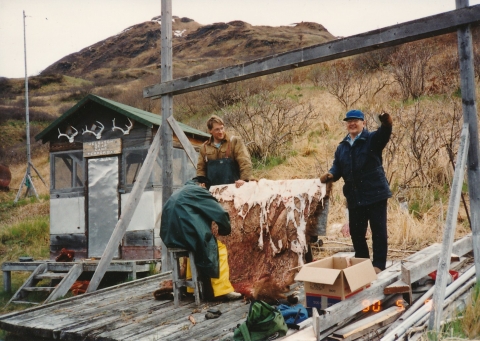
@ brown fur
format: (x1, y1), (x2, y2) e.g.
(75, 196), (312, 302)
(252, 275), (290, 305)
(55, 248), (75, 262)
(153, 279), (174, 300)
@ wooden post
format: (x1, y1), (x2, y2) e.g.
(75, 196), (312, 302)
(161, 0), (173, 204)
(86, 130), (162, 293)
(159, 0), (174, 273)
(167, 116), (198, 168)
(456, 0), (480, 281)
(428, 124), (469, 332)
(3, 271), (11, 293)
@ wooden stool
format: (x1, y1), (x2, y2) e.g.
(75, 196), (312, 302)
(168, 248), (202, 308)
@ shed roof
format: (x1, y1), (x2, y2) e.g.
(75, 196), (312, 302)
(35, 94), (210, 141)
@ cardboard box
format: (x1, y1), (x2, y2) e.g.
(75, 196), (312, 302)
(294, 256), (377, 309)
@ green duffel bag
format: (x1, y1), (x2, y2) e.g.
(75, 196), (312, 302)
(233, 300), (288, 341)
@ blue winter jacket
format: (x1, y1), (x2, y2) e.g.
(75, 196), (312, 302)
(329, 124), (392, 208)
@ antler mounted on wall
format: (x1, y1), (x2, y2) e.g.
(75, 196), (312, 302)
(58, 126), (78, 143)
(82, 121), (104, 139)
(112, 118), (133, 135)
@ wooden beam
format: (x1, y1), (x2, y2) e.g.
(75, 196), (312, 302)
(86, 129), (162, 293)
(400, 234), (473, 287)
(332, 306), (404, 341)
(143, 5), (480, 98)
(166, 116), (198, 168)
(160, 0), (174, 274)
(428, 123), (470, 332)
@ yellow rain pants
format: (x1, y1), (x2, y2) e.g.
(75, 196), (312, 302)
(186, 240), (234, 297)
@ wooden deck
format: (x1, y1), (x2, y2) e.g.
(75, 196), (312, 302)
(0, 271), (259, 341)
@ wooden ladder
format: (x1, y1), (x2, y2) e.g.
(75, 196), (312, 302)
(6, 263), (83, 306)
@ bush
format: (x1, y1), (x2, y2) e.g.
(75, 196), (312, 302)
(388, 41), (436, 100)
(222, 88), (320, 161)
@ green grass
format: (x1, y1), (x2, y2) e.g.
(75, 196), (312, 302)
(252, 155), (287, 170)
(0, 216), (50, 261)
(437, 283), (480, 339)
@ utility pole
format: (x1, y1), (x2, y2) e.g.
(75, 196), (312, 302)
(15, 10), (43, 203)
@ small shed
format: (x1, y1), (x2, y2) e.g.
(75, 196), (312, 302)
(36, 94), (209, 261)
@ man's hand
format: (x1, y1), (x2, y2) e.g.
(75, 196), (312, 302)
(320, 173), (333, 198)
(320, 173), (333, 183)
(235, 179), (246, 188)
(379, 112), (392, 127)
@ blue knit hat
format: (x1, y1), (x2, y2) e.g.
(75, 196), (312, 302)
(343, 110), (364, 121)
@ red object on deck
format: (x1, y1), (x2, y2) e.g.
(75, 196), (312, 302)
(428, 270), (459, 282)
(0, 164), (11, 189)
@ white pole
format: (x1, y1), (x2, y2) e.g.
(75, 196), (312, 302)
(15, 10), (38, 202)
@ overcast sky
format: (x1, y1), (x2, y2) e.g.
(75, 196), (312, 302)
(1, 0), (479, 78)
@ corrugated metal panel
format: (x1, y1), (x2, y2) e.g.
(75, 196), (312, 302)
(87, 157), (119, 258)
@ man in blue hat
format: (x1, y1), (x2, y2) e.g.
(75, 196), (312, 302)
(320, 109), (392, 273)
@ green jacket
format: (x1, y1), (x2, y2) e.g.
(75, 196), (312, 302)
(160, 180), (231, 278)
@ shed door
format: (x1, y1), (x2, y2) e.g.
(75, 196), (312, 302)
(87, 156), (119, 258)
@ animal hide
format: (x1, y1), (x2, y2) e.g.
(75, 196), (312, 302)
(210, 179), (327, 298)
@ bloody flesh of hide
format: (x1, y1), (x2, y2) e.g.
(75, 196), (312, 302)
(210, 179), (327, 297)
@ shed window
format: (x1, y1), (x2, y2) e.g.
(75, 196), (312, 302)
(52, 151), (84, 190)
(123, 147), (197, 188)
(124, 148), (148, 185)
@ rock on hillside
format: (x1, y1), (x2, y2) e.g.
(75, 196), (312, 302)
(41, 16), (335, 79)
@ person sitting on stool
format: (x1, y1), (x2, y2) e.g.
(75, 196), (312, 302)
(160, 176), (242, 300)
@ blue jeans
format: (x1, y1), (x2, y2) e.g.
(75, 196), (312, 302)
(348, 199), (388, 270)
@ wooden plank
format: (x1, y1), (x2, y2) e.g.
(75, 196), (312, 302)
(428, 123), (470, 332)
(121, 246), (160, 260)
(22, 287), (55, 292)
(333, 306), (404, 341)
(143, 5), (480, 98)
(34, 273), (67, 280)
(400, 234), (473, 286)
(383, 280), (410, 295)
(3, 270), (11, 292)
(457, 0), (480, 295)
(44, 263), (83, 303)
(104, 299), (245, 341)
(86, 126), (163, 293)
(58, 299), (173, 340)
(160, 301), (251, 341)
(2, 262), (46, 272)
(167, 116), (198, 168)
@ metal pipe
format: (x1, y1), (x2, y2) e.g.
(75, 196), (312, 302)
(381, 265), (476, 341)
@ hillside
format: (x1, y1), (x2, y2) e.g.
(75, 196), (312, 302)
(0, 16), (335, 167)
(41, 16), (335, 80)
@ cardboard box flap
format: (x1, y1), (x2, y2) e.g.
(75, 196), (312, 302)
(343, 259), (377, 292)
(295, 267), (341, 285)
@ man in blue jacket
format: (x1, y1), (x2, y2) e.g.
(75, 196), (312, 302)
(321, 110), (392, 273)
